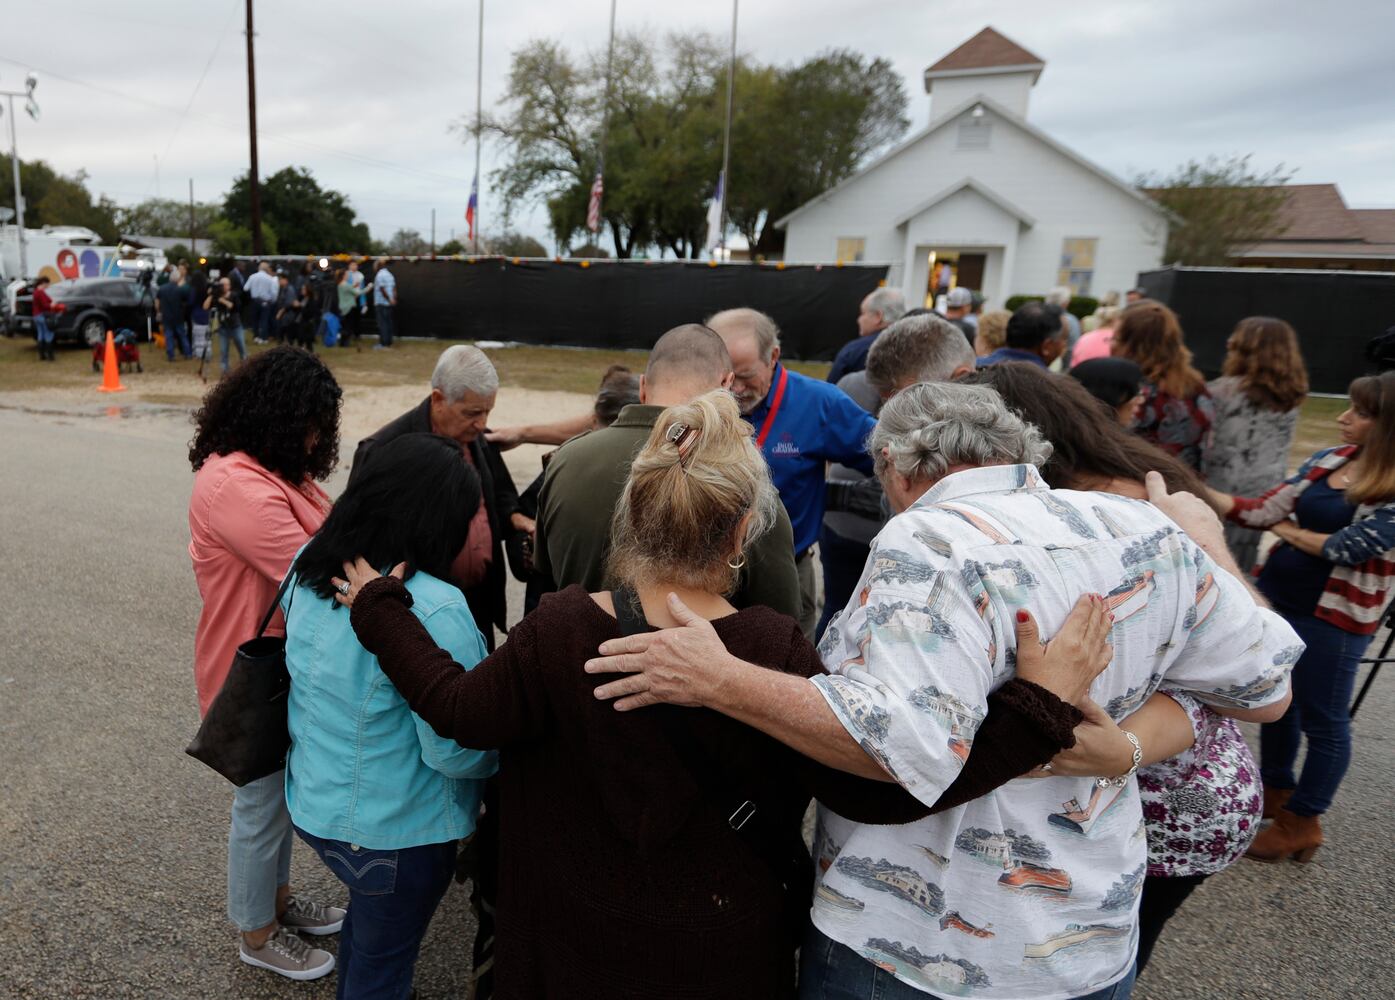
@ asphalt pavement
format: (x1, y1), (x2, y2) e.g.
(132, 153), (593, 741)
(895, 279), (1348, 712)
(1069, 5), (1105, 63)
(0, 400), (1391, 1000)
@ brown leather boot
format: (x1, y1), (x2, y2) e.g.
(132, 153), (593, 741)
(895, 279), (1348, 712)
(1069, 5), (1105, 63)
(1246, 807), (1323, 864)
(1262, 785), (1293, 820)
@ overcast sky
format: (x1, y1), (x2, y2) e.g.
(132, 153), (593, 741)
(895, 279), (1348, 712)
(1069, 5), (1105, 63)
(2, 0), (1392, 248)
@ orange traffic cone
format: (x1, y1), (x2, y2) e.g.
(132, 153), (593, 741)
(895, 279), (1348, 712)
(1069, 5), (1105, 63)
(97, 330), (127, 393)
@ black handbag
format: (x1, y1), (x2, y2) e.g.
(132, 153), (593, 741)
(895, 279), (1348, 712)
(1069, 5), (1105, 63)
(185, 574), (296, 786)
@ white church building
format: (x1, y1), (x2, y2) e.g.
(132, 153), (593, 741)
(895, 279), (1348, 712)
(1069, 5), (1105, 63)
(777, 28), (1170, 308)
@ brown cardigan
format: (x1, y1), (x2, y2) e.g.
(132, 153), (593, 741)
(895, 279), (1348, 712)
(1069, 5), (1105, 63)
(350, 580), (1080, 999)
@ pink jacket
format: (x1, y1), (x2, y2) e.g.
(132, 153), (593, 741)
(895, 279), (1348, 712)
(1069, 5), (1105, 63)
(188, 451), (331, 716)
(1070, 327), (1115, 367)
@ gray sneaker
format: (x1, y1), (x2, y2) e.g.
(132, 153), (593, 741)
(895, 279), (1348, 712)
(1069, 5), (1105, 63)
(239, 927), (335, 981)
(281, 895), (346, 935)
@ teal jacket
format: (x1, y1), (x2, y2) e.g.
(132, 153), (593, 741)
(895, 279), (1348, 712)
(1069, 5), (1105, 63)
(282, 569), (497, 850)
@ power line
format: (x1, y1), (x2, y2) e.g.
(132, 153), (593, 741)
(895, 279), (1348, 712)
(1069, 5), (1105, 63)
(161, 0), (240, 165)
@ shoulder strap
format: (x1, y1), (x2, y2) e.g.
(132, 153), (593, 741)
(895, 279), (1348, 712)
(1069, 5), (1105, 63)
(610, 584), (653, 637)
(255, 572), (298, 638)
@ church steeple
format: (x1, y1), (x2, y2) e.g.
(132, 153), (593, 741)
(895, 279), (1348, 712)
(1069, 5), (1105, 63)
(923, 28), (1045, 120)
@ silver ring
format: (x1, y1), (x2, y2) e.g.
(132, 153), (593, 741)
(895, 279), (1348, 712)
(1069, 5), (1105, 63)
(1040, 762), (1053, 772)
(337, 581), (351, 596)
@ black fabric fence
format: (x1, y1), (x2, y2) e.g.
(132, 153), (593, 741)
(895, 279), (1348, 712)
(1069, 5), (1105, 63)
(1137, 266), (1395, 395)
(239, 257), (888, 361)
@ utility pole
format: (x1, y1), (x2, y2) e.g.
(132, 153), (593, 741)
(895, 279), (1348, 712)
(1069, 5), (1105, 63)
(1, 72), (39, 279)
(717, 0), (738, 255)
(472, 0), (484, 254)
(189, 178), (196, 256)
(430, 208), (436, 257)
(245, 0), (264, 257)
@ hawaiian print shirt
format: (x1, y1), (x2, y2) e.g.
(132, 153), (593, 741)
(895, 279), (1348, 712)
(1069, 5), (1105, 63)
(1137, 692), (1260, 877)
(1130, 381), (1214, 472)
(810, 465), (1300, 1000)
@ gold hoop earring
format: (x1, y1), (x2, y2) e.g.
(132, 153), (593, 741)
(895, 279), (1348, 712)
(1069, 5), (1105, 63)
(728, 554), (747, 570)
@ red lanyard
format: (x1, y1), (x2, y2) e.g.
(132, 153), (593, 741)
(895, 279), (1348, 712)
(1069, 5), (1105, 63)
(755, 366), (789, 449)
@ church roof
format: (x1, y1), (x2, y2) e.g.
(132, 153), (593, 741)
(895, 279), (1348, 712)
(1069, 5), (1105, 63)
(925, 28), (1045, 76)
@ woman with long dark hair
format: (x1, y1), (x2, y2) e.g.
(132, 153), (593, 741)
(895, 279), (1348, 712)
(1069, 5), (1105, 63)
(1211, 371), (1395, 864)
(187, 346), (344, 981)
(285, 433), (497, 998)
(962, 361), (1274, 977)
(1204, 317), (1310, 572)
(1111, 301), (1215, 471)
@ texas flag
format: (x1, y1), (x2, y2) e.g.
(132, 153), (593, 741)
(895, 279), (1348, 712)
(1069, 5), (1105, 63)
(465, 173), (478, 242)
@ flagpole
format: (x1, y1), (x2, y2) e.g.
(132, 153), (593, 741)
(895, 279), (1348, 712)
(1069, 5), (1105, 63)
(592, 0), (618, 245)
(473, 0), (485, 254)
(717, 0), (737, 257)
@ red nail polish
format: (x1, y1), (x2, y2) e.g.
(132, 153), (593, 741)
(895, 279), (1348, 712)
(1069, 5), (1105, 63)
(1016, 610), (1029, 623)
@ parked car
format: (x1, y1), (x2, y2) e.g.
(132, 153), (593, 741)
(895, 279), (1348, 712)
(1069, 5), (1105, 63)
(13, 277), (155, 346)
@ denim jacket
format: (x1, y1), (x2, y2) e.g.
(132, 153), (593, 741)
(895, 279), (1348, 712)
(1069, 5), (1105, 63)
(282, 569), (497, 850)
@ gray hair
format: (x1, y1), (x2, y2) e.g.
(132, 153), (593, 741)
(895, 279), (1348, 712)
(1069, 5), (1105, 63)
(869, 381), (1052, 483)
(431, 345), (499, 401)
(865, 314), (977, 396)
(863, 287), (907, 325)
(706, 307), (781, 361)
(1045, 285), (1073, 307)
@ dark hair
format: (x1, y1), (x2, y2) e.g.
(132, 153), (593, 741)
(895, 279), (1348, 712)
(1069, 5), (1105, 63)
(961, 362), (1211, 499)
(594, 365), (641, 426)
(294, 434), (480, 600)
(35, 275), (50, 286)
(1070, 358), (1143, 410)
(1346, 371), (1395, 504)
(1006, 302), (1064, 351)
(188, 346), (342, 483)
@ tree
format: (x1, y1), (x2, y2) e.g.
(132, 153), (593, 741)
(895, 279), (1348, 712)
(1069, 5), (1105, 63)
(115, 198), (223, 241)
(488, 231), (548, 257)
(208, 218), (279, 255)
(223, 166), (372, 254)
(163, 243), (193, 265)
(0, 155), (120, 242)
(1139, 155), (1294, 266)
(385, 228), (430, 255)
(438, 238), (466, 256)
(567, 242), (610, 258)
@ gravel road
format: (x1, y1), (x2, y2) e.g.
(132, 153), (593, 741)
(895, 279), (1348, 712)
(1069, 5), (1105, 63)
(0, 399), (1391, 1000)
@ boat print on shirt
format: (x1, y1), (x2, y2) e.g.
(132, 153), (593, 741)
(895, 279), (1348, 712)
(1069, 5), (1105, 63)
(1035, 493), (1098, 540)
(1023, 922), (1132, 961)
(834, 856), (945, 917)
(939, 910), (995, 938)
(1047, 783), (1130, 837)
(1103, 570), (1156, 622)
(934, 502), (1017, 545)
(909, 684), (986, 761)
(954, 828), (1072, 896)
(815, 882), (866, 913)
(818, 679), (913, 785)
(861, 938), (991, 995)
(1100, 863), (1146, 912)
(867, 548), (940, 588)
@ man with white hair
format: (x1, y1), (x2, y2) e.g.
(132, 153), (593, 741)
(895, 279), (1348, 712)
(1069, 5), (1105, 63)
(1046, 285), (1081, 366)
(351, 344), (530, 650)
(588, 380), (1300, 1000)
(828, 287), (907, 384)
(708, 306), (878, 637)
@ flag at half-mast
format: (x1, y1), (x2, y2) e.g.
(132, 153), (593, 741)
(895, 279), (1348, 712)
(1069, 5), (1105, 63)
(586, 167), (604, 233)
(465, 173), (479, 242)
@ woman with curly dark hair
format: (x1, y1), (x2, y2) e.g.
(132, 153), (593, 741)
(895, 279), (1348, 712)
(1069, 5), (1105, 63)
(187, 346), (346, 983)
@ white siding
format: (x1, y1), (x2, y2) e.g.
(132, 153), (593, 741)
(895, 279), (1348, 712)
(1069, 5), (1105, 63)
(928, 71), (1036, 121)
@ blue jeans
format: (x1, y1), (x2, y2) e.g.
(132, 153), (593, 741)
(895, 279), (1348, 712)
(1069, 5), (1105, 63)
(164, 317), (191, 359)
(375, 305), (395, 346)
(815, 522), (871, 643)
(219, 322), (247, 373)
(1260, 612), (1368, 816)
(296, 828), (456, 1000)
(798, 926), (1135, 1000)
(255, 300), (276, 341)
(228, 769), (293, 931)
(34, 313), (54, 345)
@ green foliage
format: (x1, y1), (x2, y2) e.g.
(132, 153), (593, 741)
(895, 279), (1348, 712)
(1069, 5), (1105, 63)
(479, 32), (908, 259)
(0, 155), (120, 242)
(163, 243), (193, 265)
(488, 231), (549, 257)
(437, 239), (466, 256)
(385, 228), (430, 255)
(223, 167), (372, 254)
(567, 242), (610, 258)
(115, 198), (223, 240)
(208, 218), (279, 256)
(1004, 295), (1099, 319)
(1138, 155), (1294, 266)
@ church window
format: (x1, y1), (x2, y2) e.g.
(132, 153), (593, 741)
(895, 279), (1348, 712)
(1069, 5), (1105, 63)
(1058, 238), (1097, 294)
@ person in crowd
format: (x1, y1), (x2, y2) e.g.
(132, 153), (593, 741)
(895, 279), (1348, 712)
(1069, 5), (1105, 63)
(1203, 317), (1310, 573)
(934, 260), (953, 297)
(373, 258), (397, 349)
(205, 277), (247, 375)
(186, 347), (346, 982)
(535, 324), (800, 619)
(1047, 285), (1082, 364)
(352, 345), (528, 651)
(156, 262), (173, 286)
(335, 268), (360, 348)
(1110, 301), (1214, 472)
(157, 269), (193, 361)
(1209, 371), (1395, 865)
(1126, 287), (1147, 305)
(965, 290), (985, 333)
(587, 380), (1299, 1000)
(827, 287), (907, 384)
(943, 286), (976, 343)
(1083, 291), (1121, 333)
(273, 272), (300, 345)
(708, 307), (878, 637)
(31, 274), (56, 361)
(284, 433), (498, 998)
(971, 307), (1011, 359)
(1072, 306), (1121, 366)
(818, 314), (976, 640)
(961, 361), (1275, 977)
(189, 266), (211, 360)
(1070, 356), (1146, 426)
(332, 387), (1117, 998)
(977, 300), (1066, 368)
(245, 261), (279, 345)
(297, 275), (323, 352)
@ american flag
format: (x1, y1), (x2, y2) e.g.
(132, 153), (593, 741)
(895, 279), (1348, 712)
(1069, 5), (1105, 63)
(465, 173), (478, 242)
(586, 169), (604, 233)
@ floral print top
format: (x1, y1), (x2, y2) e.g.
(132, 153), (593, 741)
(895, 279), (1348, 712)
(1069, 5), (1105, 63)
(1131, 381), (1215, 472)
(1201, 376), (1300, 497)
(1137, 692), (1261, 878)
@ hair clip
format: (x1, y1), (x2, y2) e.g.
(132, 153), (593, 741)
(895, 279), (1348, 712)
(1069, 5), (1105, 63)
(665, 421), (700, 468)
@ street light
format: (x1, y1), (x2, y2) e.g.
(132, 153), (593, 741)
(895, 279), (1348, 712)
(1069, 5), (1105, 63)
(0, 71), (40, 279)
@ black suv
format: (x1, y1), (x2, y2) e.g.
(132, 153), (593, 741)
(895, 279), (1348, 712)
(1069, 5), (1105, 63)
(14, 277), (155, 346)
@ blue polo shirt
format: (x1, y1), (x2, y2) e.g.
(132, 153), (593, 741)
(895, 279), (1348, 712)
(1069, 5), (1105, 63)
(826, 331), (881, 384)
(976, 347), (1047, 368)
(746, 364), (877, 553)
